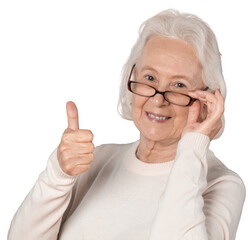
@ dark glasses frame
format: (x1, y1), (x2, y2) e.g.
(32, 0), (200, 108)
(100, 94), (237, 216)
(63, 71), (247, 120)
(127, 64), (209, 107)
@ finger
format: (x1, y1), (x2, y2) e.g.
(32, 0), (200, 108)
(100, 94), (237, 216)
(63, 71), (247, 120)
(59, 152), (94, 170)
(203, 90), (224, 114)
(209, 119), (222, 140)
(188, 90), (218, 118)
(75, 153), (94, 165)
(187, 100), (201, 123)
(66, 101), (79, 130)
(189, 90), (216, 104)
(63, 164), (91, 176)
(195, 89), (224, 122)
(215, 89), (225, 106)
(62, 129), (94, 143)
(70, 164), (91, 176)
(214, 89), (225, 117)
(75, 129), (94, 142)
(65, 143), (95, 154)
(64, 153), (94, 168)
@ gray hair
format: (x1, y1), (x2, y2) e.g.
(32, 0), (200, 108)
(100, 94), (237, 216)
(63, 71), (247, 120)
(117, 9), (226, 138)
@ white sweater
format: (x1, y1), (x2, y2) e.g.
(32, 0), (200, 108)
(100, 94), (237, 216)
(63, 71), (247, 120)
(8, 132), (246, 240)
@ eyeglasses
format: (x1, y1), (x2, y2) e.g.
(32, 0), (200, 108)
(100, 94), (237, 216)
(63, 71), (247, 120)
(127, 64), (209, 107)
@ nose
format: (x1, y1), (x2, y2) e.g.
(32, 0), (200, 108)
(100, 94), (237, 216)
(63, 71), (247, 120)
(150, 92), (170, 106)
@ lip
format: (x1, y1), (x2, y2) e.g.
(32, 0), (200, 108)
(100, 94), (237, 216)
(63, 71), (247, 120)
(146, 111), (171, 123)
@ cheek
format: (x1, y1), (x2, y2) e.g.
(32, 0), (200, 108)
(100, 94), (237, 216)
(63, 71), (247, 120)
(131, 95), (146, 120)
(173, 108), (189, 128)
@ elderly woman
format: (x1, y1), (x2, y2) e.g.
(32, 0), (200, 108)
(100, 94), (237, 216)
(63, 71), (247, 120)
(8, 9), (245, 240)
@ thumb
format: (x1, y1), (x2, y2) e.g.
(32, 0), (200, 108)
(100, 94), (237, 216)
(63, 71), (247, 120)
(187, 100), (201, 124)
(66, 101), (79, 130)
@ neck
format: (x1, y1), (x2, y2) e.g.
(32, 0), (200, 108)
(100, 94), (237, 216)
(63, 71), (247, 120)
(136, 135), (179, 163)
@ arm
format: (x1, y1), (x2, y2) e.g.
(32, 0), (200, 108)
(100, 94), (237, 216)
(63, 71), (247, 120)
(8, 101), (95, 240)
(204, 169), (245, 240)
(150, 90), (245, 239)
(8, 148), (78, 240)
(149, 132), (246, 240)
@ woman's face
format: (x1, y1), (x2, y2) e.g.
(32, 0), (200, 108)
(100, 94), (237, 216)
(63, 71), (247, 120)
(131, 35), (205, 144)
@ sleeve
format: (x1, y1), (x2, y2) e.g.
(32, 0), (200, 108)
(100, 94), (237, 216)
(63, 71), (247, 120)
(7, 147), (79, 240)
(149, 132), (246, 240)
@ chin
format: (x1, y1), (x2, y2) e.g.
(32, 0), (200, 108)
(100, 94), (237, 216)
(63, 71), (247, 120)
(140, 124), (183, 143)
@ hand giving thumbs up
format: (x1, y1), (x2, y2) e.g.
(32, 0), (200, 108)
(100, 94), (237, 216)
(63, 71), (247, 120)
(57, 101), (94, 176)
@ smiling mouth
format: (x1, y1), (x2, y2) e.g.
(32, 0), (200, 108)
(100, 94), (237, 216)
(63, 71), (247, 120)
(146, 112), (171, 121)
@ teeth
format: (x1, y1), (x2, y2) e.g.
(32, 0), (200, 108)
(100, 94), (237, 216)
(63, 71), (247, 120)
(148, 113), (169, 120)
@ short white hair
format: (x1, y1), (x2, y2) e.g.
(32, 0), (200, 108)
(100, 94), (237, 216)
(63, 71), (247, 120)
(117, 9), (226, 138)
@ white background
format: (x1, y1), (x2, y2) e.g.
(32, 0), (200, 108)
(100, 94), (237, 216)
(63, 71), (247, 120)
(0, 0), (247, 239)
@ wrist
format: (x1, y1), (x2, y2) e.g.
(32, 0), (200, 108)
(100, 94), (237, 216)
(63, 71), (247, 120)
(178, 132), (210, 156)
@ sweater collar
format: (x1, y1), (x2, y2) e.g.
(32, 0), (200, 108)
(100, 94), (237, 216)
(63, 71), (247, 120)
(123, 140), (175, 176)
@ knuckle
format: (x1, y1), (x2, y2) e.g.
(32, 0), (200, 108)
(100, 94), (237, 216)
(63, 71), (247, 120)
(85, 164), (91, 170)
(221, 106), (225, 113)
(78, 129), (94, 141)
(219, 102), (224, 111)
(89, 143), (95, 152)
(61, 152), (73, 163)
(63, 128), (70, 134)
(82, 153), (94, 163)
(82, 164), (91, 173)
(62, 163), (72, 174)
(58, 144), (68, 153)
(88, 153), (94, 161)
(86, 130), (94, 140)
(61, 132), (71, 143)
(71, 164), (91, 175)
(219, 107), (224, 116)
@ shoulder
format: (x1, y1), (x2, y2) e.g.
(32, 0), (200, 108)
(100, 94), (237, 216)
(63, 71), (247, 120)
(203, 151), (246, 239)
(205, 150), (246, 205)
(207, 150), (245, 185)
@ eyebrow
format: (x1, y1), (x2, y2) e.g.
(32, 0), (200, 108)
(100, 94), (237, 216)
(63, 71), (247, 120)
(140, 66), (159, 73)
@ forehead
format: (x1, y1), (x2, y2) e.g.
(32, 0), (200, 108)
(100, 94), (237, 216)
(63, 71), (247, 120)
(137, 36), (203, 85)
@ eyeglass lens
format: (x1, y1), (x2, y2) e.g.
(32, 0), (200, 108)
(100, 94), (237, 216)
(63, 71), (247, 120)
(130, 82), (191, 106)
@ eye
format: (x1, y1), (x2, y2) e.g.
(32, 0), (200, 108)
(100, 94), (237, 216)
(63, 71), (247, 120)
(175, 82), (186, 88)
(145, 75), (154, 81)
